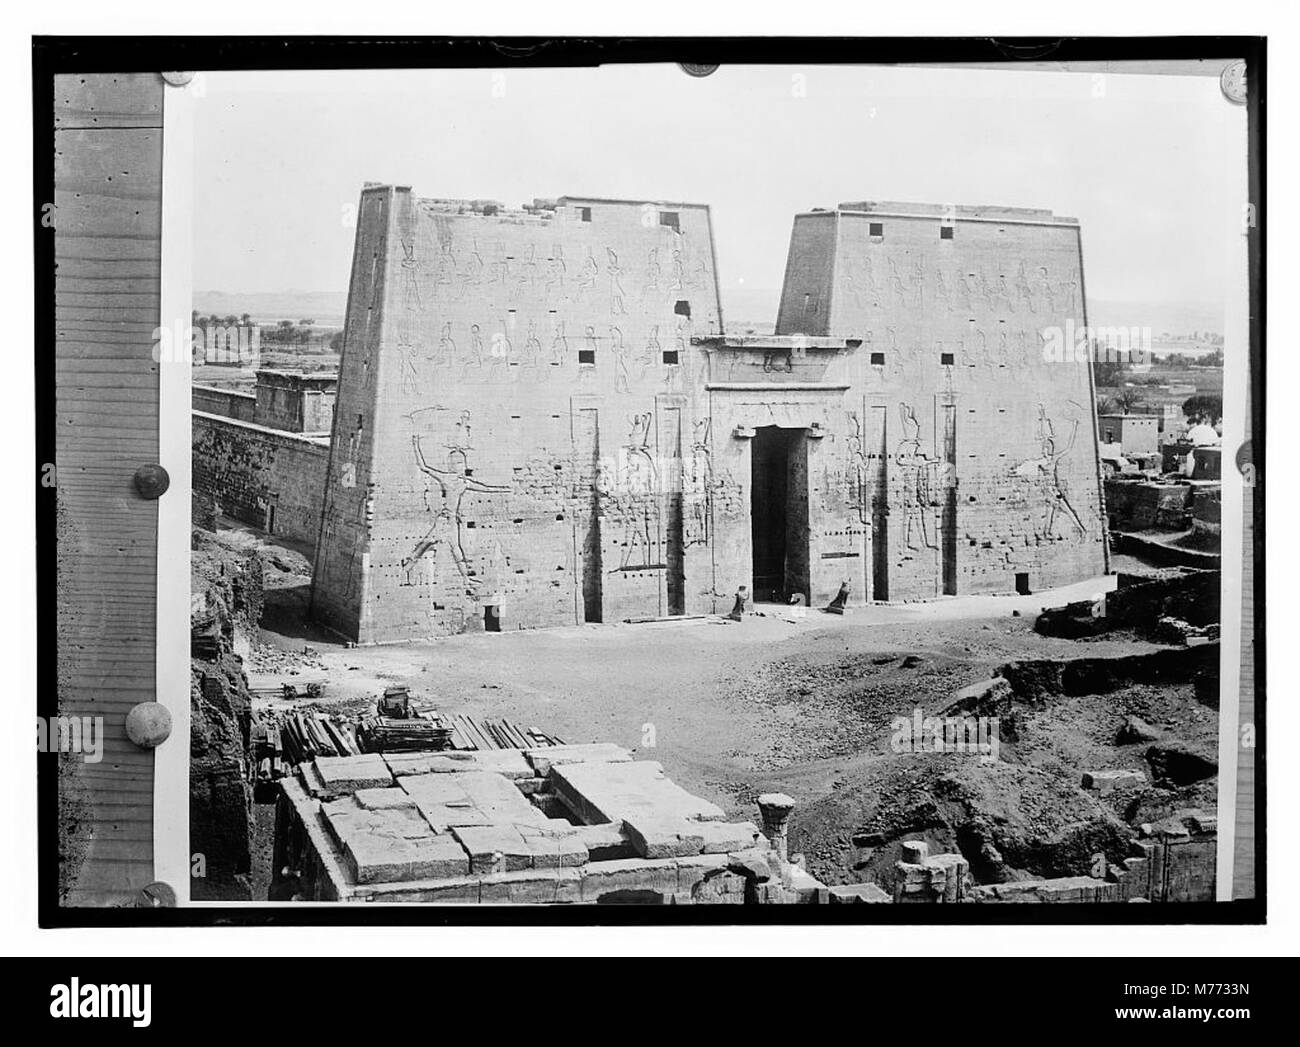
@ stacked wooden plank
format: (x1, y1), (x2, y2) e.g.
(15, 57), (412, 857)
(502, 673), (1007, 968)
(356, 714), (453, 754)
(277, 711), (362, 766)
(445, 714), (563, 752)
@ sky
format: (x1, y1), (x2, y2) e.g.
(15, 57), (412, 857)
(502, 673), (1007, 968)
(192, 63), (1240, 317)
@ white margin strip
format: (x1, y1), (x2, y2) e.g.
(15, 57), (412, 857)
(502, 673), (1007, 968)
(1214, 96), (1249, 901)
(155, 77), (195, 902)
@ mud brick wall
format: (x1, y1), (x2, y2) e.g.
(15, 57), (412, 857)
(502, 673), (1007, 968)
(193, 412), (329, 552)
(310, 187), (724, 642)
(1105, 478), (1193, 531)
(193, 384), (256, 422)
(766, 204), (1107, 600)
(254, 372), (337, 434)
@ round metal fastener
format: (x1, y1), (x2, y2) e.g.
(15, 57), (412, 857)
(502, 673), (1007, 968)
(134, 881), (177, 908)
(679, 63), (720, 78)
(161, 71), (196, 87)
(1236, 439), (1254, 480)
(133, 463), (170, 499)
(125, 701), (173, 748)
(1220, 60), (1247, 105)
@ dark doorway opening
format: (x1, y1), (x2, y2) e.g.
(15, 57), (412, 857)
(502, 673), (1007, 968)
(750, 426), (810, 604)
(1015, 572), (1031, 595)
(484, 605), (501, 632)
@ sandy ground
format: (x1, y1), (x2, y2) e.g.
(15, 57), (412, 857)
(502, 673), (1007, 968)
(213, 520), (1219, 892)
(225, 520), (1168, 833)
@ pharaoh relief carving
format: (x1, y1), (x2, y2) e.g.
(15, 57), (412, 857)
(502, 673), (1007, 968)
(401, 428), (511, 592)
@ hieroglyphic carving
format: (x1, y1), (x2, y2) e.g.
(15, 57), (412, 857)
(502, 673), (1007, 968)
(846, 412), (869, 526)
(395, 238), (424, 395)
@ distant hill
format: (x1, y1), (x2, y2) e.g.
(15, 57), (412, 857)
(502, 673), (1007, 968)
(1087, 298), (1224, 339)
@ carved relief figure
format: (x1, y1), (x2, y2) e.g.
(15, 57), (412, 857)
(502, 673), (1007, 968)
(686, 417), (713, 546)
(1014, 404), (1087, 541)
(402, 433), (510, 591)
(607, 413), (659, 570)
(546, 245), (566, 294)
(436, 321), (457, 366)
(846, 412), (869, 525)
(897, 402), (939, 552)
(645, 247), (662, 292)
(550, 319), (569, 367)
(396, 238), (423, 395)
(607, 248), (627, 315)
(578, 248), (599, 294)
(610, 325), (631, 393)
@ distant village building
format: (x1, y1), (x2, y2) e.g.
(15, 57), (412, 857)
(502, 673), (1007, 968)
(1098, 413), (1159, 456)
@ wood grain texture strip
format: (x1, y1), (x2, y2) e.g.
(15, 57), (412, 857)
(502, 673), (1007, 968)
(54, 73), (163, 130)
(54, 73), (165, 908)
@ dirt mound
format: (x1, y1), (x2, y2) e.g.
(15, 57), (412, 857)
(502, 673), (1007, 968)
(790, 756), (1134, 889)
(723, 646), (1004, 767)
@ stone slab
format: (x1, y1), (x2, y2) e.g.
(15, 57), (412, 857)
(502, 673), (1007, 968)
(1081, 769), (1147, 793)
(313, 753), (395, 792)
(551, 760), (726, 827)
(400, 769), (551, 831)
(321, 798), (469, 884)
(353, 787), (422, 811)
(828, 883), (893, 904)
(524, 743), (633, 778)
(623, 816), (705, 859)
(451, 824), (538, 873)
(386, 748), (534, 780)
(698, 821), (761, 854)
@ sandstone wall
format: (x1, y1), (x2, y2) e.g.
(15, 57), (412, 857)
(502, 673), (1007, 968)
(772, 205), (1107, 598)
(311, 188), (724, 641)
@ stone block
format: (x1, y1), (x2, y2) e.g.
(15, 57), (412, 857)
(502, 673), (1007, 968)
(524, 743), (633, 778)
(313, 754), (395, 793)
(386, 748), (534, 780)
(900, 840), (929, 865)
(725, 848), (773, 883)
(786, 865), (830, 904)
(400, 770), (549, 831)
(828, 883), (893, 904)
(578, 857), (681, 902)
(516, 825), (591, 869)
(551, 760), (725, 828)
(322, 798), (470, 884)
(451, 824), (537, 873)
(353, 787), (421, 811)
(697, 821), (761, 854)
(978, 876), (1117, 903)
(676, 853), (731, 893)
(623, 816), (705, 859)
(571, 823), (634, 860)
(691, 871), (749, 903)
(1081, 769), (1146, 793)
(363, 876), (483, 904)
